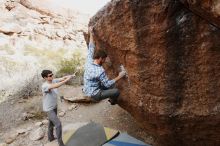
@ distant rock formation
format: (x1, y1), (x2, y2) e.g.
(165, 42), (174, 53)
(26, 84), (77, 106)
(89, 0), (220, 145)
(0, 0), (88, 102)
(19, 0), (54, 16)
(0, 0), (87, 42)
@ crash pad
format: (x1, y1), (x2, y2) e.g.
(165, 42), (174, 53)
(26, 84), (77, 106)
(44, 122), (119, 146)
(65, 122), (119, 146)
(103, 133), (151, 146)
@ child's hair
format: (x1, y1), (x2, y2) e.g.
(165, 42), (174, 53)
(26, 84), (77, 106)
(41, 70), (52, 78)
(93, 49), (107, 59)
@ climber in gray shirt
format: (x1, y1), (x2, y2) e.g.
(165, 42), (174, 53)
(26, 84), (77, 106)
(41, 69), (74, 146)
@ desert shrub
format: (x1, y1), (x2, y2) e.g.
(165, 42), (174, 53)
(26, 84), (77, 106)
(56, 50), (85, 85)
(15, 73), (42, 99)
(23, 96), (47, 120)
(33, 111), (47, 120)
(57, 50), (85, 77)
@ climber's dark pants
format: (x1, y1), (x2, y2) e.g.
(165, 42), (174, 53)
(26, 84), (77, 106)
(91, 87), (120, 104)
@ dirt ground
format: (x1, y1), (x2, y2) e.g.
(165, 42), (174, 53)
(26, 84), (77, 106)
(0, 85), (154, 146)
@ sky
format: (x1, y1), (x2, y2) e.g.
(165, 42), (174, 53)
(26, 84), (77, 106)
(52, 0), (111, 15)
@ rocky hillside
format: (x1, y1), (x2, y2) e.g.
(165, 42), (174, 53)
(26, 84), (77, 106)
(89, 0), (220, 145)
(0, 0), (88, 102)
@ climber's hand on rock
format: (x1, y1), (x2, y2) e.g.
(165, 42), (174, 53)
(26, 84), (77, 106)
(119, 70), (126, 78)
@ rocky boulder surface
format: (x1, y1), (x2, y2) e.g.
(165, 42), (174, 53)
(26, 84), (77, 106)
(180, 0), (220, 28)
(89, 0), (220, 145)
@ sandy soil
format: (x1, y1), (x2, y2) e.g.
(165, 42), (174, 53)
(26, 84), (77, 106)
(0, 85), (154, 146)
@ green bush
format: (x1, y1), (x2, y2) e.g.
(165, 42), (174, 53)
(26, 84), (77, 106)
(57, 50), (85, 77)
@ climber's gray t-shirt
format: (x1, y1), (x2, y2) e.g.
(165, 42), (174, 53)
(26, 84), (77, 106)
(42, 79), (60, 112)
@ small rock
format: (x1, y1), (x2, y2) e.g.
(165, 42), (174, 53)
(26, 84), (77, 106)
(29, 127), (45, 141)
(0, 143), (7, 146)
(0, 23), (22, 35)
(56, 30), (65, 38)
(68, 106), (73, 111)
(58, 111), (65, 117)
(5, 137), (15, 144)
(5, 1), (15, 11)
(63, 34), (72, 40)
(68, 104), (78, 111)
(16, 128), (27, 135)
(42, 119), (49, 125)
(26, 126), (32, 131)
(35, 122), (43, 127)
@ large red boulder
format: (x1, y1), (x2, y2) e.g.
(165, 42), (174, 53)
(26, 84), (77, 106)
(89, 0), (220, 145)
